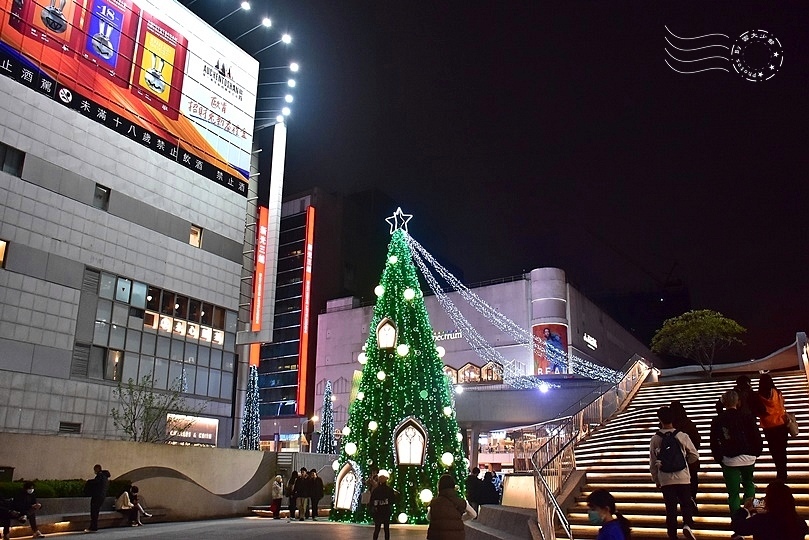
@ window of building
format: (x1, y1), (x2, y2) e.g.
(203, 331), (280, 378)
(105, 349), (124, 381)
(0, 239), (7, 268)
(93, 184), (110, 211)
(190, 225), (202, 248)
(0, 141), (25, 177)
(394, 418), (427, 466)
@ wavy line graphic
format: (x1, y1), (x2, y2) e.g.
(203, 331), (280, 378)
(665, 26), (732, 75)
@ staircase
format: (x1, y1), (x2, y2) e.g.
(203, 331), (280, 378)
(568, 371), (809, 539)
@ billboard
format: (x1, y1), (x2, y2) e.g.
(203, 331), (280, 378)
(532, 323), (569, 375)
(0, 0), (258, 196)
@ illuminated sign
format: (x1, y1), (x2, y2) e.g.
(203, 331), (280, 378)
(166, 413), (218, 445)
(251, 206), (269, 331)
(296, 206), (315, 415)
(0, 0), (259, 195)
(433, 330), (462, 342)
(583, 332), (598, 350)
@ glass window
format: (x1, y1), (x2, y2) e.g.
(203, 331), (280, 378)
(93, 184), (110, 211)
(225, 310), (237, 333)
(161, 292), (175, 316)
(105, 349), (124, 381)
(175, 295), (189, 319)
(115, 277), (131, 303)
(335, 465), (358, 510)
(143, 311), (159, 332)
(141, 333), (156, 355)
(146, 287), (161, 312)
(139, 356), (154, 380)
(93, 321), (109, 346)
(170, 339), (184, 361)
(212, 307), (225, 330)
(395, 422), (427, 465)
(121, 352), (139, 382)
(112, 303), (128, 326)
(168, 362), (184, 390)
(210, 348), (222, 370)
(185, 342), (198, 365)
(188, 299), (202, 323)
(224, 332), (235, 351)
(99, 273), (115, 299)
(201, 303), (213, 326)
(88, 346), (105, 379)
(125, 330), (141, 352)
(109, 324), (126, 350)
(443, 366), (458, 384)
(130, 282), (147, 309)
(159, 315), (173, 334)
(153, 358), (169, 389)
(195, 368), (208, 395)
(0, 239), (7, 268)
(156, 336), (170, 358)
(127, 307), (144, 329)
(208, 369), (221, 398)
(220, 372), (233, 399)
(184, 365), (196, 394)
(222, 352), (235, 372)
(197, 346), (210, 367)
(190, 225), (203, 248)
(459, 364), (481, 384)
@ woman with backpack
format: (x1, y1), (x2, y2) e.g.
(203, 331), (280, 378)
(755, 374), (789, 482)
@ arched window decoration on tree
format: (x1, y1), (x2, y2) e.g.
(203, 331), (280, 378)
(393, 417), (428, 466)
(376, 317), (397, 349)
(335, 462), (361, 510)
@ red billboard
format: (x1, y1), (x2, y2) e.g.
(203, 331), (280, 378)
(296, 205), (315, 416)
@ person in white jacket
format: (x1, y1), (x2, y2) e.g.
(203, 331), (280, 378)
(650, 406), (699, 540)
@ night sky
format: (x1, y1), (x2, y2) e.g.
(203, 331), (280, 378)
(187, 1), (809, 361)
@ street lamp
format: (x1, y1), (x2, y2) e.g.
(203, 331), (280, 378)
(234, 17), (272, 41)
(254, 34), (291, 56)
(259, 62), (300, 72)
(299, 415), (318, 452)
(214, 1), (250, 28)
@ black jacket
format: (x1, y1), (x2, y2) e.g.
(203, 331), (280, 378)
(732, 508), (809, 540)
(13, 490), (38, 514)
(85, 470), (111, 499)
(464, 475), (483, 503)
(294, 475), (311, 498)
(311, 476), (324, 500)
(369, 484), (397, 519)
(711, 408), (763, 462)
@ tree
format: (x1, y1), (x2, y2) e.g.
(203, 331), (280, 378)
(316, 380), (336, 454)
(239, 365), (261, 450)
(111, 374), (206, 443)
(331, 224), (466, 525)
(651, 309), (746, 376)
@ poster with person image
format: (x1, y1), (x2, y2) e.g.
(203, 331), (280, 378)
(532, 324), (568, 375)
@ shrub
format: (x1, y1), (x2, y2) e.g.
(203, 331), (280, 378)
(0, 479), (131, 498)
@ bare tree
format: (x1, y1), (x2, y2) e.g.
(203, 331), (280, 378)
(111, 374), (207, 443)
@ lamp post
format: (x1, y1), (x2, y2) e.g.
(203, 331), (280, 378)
(299, 415), (318, 452)
(234, 17), (272, 42)
(254, 34), (291, 56)
(214, 1), (250, 28)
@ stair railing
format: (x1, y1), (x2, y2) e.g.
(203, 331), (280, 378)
(530, 356), (651, 540)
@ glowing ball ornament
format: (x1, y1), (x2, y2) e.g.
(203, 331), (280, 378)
(358, 352), (367, 365)
(441, 452), (454, 466)
(456, 432), (464, 442)
(374, 285), (385, 297)
(397, 513), (408, 523)
(345, 442), (357, 456)
(379, 469), (390, 478)
(368, 420), (378, 431)
(377, 370), (386, 381)
(388, 255), (398, 264)
(419, 390), (428, 399)
(342, 426), (351, 436)
(396, 344), (410, 357)
(436, 346), (446, 358)
(357, 391), (365, 400)
(403, 288), (416, 300)
(419, 489), (433, 504)
(332, 460), (339, 471)
(454, 385), (463, 395)
(443, 406), (453, 417)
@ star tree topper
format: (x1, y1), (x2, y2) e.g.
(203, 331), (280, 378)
(385, 207), (413, 234)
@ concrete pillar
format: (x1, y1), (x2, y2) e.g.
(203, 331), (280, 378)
(470, 426), (480, 469)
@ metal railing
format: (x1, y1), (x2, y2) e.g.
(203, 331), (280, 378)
(529, 356), (651, 540)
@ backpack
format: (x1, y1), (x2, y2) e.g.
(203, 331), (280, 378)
(656, 430), (687, 473)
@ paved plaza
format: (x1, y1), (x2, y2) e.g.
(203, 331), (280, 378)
(35, 518), (428, 540)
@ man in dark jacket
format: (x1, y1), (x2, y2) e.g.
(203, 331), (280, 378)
(294, 468), (310, 521)
(1, 496), (22, 540)
(309, 469), (324, 521)
(369, 473), (397, 540)
(711, 390), (763, 514)
(85, 464), (111, 532)
(13, 482), (43, 538)
(464, 468), (483, 514)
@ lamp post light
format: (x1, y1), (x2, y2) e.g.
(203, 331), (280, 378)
(259, 62), (299, 72)
(254, 34), (291, 56)
(234, 17), (272, 42)
(214, 1), (250, 28)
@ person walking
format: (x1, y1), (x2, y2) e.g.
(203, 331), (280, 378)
(650, 406), (699, 540)
(710, 390), (763, 514)
(427, 473), (476, 540)
(12, 482), (44, 538)
(716, 375), (756, 417)
(670, 400), (702, 512)
(309, 469), (323, 520)
(285, 470), (298, 522)
(586, 489), (632, 540)
(464, 467), (483, 514)
(294, 468), (311, 521)
(84, 464), (110, 533)
(730, 482), (808, 540)
(754, 374), (789, 482)
(369, 472), (398, 540)
(270, 475), (283, 519)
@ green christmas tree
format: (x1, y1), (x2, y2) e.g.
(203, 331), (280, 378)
(239, 365), (260, 450)
(331, 211), (466, 524)
(316, 380), (337, 454)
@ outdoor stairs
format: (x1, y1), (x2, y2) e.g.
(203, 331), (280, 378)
(567, 371), (809, 539)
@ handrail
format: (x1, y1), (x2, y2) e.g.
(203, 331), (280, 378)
(529, 355), (651, 540)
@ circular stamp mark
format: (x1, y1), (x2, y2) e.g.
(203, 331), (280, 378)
(730, 30), (783, 82)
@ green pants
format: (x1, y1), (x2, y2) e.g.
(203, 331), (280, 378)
(721, 463), (755, 513)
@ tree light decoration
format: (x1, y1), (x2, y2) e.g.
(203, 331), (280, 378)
(316, 380), (337, 454)
(443, 406), (452, 417)
(403, 288), (416, 300)
(331, 226), (466, 525)
(358, 352), (368, 365)
(398, 513), (408, 523)
(374, 285), (385, 297)
(419, 489), (433, 504)
(368, 420), (378, 431)
(238, 365), (260, 450)
(441, 452), (454, 466)
(389, 255), (398, 264)
(342, 426), (351, 436)
(332, 460), (340, 471)
(377, 370), (386, 381)
(357, 391), (364, 400)
(345, 442), (357, 456)
(454, 385), (463, 394)
(379, 469), (390, 478)
(436, 345), (445, 358)
(456, 432), (464, 442)
(396, 344), (410, 357)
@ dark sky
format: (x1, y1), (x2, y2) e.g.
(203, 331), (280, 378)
(188, 1), (809, 360)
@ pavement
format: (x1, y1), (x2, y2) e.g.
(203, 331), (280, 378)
(31, 517), (429, 539)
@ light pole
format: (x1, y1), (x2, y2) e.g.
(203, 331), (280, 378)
(214, 1), (250, 28)
(254, 34), (291, 56)
(234, 17), (272, 42)
(299, 415), (318, 452)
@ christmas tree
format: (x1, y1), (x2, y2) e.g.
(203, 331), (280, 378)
(239, 365), (260, 450)
(317, 380), (337, 453)
(331, 209), (466, 524)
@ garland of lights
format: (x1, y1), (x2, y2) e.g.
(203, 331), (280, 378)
(317, 380), (337, 454)
(406, 234), (622, 383)
(238, 365), (260, 450)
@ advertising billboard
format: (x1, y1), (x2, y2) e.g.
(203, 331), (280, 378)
(532, 323), (569, 375)
(0, 0), (258, 196)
